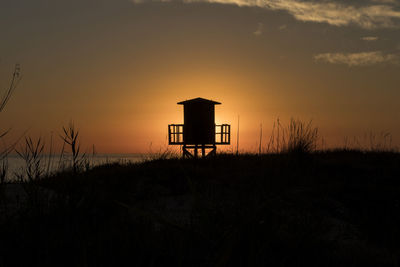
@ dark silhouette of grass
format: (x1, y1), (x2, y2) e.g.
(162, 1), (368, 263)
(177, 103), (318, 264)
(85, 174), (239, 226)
(0, 64), (22, 181)
(60, 121), (86, 173)
(1, 108), (399, 266)
(1, 150), (400, 266)
(15, 137), (45, 182)
(0, 64), (21, 146)
(267, 118), (319, 154)
(0, 64), (21, 113)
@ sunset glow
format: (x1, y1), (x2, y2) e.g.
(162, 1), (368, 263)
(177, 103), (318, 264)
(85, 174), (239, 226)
(1, 0), (399, 153)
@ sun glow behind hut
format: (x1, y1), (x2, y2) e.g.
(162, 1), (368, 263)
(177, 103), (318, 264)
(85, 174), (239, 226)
(168, 97), (230, 158)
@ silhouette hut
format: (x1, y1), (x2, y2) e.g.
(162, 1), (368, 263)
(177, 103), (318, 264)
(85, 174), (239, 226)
(168, 97), (230, 158)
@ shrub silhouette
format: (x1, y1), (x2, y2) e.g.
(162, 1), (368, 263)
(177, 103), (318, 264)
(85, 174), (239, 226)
(15, 137), (45, 182)
(267, 118), (319, 154)
(60, 121), (86, 173)
(285, 118), (319, 153)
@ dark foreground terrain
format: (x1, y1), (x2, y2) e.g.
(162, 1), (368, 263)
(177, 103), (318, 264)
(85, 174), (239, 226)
(1, 151), (400, 266)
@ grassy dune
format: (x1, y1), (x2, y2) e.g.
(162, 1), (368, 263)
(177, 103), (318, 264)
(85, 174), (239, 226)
(1, 151), (400, 266)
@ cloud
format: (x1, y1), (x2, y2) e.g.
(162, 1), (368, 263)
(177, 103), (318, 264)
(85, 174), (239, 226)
(253, 23), (263, 36)
(361, 36), (379, 41)
(371, 0), (397, 4)
(278, 24), (287, 30)
(134, 0), (400, 29)
(314, 51), (398, 66)
(209, 0), (400, 29)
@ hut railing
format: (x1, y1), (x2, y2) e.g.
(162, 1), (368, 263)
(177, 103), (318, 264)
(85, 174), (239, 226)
(168, 124), (231, 145)
(168, 124), (184, 145)
(215, 124), (230, 145)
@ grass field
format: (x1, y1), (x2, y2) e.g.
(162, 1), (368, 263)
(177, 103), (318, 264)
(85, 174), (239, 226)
(1, 151), (400, 266)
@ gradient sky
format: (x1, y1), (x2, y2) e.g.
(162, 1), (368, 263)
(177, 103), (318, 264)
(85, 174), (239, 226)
(1, 0), (399, 153)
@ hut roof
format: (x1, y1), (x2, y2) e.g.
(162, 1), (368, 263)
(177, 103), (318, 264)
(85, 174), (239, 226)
(177, 97), (221, 105)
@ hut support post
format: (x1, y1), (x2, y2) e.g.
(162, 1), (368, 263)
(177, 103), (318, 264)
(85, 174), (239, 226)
(182, 145), (216, 158)
(183, 145), (191, 159)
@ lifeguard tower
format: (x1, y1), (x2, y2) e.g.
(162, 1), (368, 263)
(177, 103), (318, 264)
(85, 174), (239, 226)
(168, 97), (230, 158)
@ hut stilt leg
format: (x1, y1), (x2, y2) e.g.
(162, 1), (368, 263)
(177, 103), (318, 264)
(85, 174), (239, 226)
(182, 146), (193, 159)
(207, 146), (216, 157)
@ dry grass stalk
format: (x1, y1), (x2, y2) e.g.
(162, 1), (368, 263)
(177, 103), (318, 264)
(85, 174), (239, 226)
(0, 64), (22, 161)
(267, 118), (319, 154)
(60, 122), (86, 173)
(15, 137), (45, 182)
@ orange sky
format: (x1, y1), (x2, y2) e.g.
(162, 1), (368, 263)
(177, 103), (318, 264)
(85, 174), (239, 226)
(1, 0), (400, 153)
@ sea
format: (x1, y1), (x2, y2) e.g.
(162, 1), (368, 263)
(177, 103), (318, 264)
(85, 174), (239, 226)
(3, 154), (145, 182)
